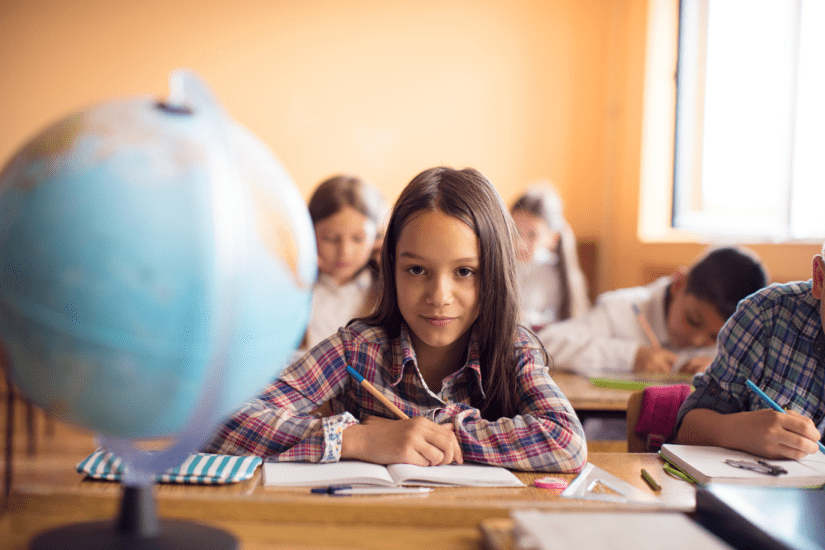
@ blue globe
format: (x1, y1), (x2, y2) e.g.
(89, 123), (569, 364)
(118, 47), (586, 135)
(0, 71), (317, 441)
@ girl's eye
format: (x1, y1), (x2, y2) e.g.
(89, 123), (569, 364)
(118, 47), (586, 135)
(456, 267), (475, 278)
(407, 266), (425, 275)
(687, 314), (702, 328)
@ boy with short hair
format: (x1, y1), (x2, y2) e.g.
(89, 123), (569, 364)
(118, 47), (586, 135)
(538, 246), (768, 377)
(673, 242), (825, 459)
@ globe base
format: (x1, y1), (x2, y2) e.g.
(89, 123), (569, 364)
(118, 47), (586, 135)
(29, 519), (238, 550)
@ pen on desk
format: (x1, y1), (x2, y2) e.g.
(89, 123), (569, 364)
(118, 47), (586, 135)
(346, 365), (409, 420)
(745, 379), (825, 455)
(640, 468), (661, 492)
(632, 303), (661, 350)
(311, 485), (431, 496)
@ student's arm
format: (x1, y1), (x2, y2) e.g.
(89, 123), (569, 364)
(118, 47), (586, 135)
(433, 342), (587, 473)
(673, 292), (821, 459)
(204, 335), (356, 462)
(677, 408), (820, 460)
(538, 304), (641, 375)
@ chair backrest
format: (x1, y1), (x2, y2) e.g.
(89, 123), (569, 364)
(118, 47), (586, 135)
(626, 384), (691, 453)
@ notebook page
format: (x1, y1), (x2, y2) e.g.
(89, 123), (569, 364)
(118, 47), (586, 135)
(386, 463), (525, 487)
(798, 451), (825, 475)
(262, 460), (396, 487)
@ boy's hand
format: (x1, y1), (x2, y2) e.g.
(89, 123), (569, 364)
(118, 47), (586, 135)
(729, 409), (821, 460)
(678, 409), (821, 460)
(633, 347), (677, 373)
(341, 415), (463, 467)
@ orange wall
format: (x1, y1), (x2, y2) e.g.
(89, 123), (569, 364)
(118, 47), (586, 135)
(1, 0), (817, 294)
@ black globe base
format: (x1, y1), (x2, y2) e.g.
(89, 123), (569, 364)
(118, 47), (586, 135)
(29, 518), (238, 550)
(29, 484), (237, 550)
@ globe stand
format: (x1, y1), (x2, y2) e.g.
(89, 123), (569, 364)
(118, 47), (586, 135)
(29, 485), (238, 550)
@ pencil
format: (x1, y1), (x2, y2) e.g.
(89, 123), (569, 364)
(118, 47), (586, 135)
(640, 468), (661, 491)
(632, 303), (661, 350)
(746, 379), (825, 455)
(345, 365), (409, 420)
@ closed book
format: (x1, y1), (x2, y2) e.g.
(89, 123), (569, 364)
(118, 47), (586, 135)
(660, 444), (825, 487)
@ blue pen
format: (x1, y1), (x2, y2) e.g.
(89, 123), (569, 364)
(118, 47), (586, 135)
(746, 379), (825, 455)
(311, 485), (431, 496)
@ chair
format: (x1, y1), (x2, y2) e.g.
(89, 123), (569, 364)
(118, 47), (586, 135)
(2, 344), (53, 500)
(626, 384), (691, 453)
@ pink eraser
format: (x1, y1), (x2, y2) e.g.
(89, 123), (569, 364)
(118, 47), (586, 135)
(534, 476), (568, 492)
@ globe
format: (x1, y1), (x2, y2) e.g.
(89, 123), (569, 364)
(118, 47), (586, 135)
(0, 71), (317, 549)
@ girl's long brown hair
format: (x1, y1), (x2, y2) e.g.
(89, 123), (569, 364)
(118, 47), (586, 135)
(361, 167), (524, 419)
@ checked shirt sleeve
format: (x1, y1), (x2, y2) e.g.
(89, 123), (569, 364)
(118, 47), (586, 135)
(204, 336), (359, 462)
(432, 347), (587, 473)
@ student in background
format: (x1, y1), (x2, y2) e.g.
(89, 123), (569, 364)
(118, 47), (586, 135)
(301, 174), (388, 351)
(673, 240), (825, 459)
(538, 246), (768, 377)
(207, 166), (586, 473)
(510, 184), (590, 331)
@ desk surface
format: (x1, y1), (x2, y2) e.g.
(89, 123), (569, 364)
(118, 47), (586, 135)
(6, 453), (696, 550)
(552, 371), (634, 413)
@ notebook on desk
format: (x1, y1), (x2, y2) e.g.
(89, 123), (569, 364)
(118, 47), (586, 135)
(262, 460), (525, 488)
(590, 372), (694, 391)
(660, 444), (825, 487)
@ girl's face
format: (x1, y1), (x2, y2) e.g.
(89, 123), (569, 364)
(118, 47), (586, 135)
(511, 210), (559, 262)
(314, 206), (377, 285)
(395, 209), (480, 357)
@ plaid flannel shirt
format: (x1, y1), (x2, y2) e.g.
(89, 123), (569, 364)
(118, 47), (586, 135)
(206, 320), (587, 473)
(675, 281), (825, 438)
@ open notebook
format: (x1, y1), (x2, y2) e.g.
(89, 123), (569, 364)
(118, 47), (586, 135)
(263, 460), (525, 488)
(660, 444), (825, 487)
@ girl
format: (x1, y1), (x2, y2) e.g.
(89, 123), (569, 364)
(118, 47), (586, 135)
(207, 167), (586, 472)
(301, 174), (388, 351)
(510, 184), (590, 331)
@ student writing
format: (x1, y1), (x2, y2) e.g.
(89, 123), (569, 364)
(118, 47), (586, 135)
(510, 183), (590, 332)
(206, 166), (587, 472)
(673, 240), (825, 460)
(300, 174), (388, 351)
(537, 246), (768, 377)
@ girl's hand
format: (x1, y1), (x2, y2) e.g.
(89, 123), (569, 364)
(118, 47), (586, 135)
(633, 347), (677, 373)
(340, 415), (463, 467)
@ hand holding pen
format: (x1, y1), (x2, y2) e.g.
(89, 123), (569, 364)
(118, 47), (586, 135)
(631, 303), (677, 373)
(745, 380), (825, 457)
(341, 366), (463, 467)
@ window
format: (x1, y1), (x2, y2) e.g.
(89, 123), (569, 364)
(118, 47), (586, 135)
(672, 0), (825, 241)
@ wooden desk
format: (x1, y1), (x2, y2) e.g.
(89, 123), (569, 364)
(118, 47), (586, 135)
(552, 371), (634, 420)
(5, 453), (695, 550)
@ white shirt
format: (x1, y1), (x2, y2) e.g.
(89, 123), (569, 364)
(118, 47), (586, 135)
(303, 269), (374, 351)
(537, 276), (715, 376)
(517, 249), (563, 331)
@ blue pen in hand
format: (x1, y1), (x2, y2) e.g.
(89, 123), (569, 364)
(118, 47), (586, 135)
(745, 379), (825, 455)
